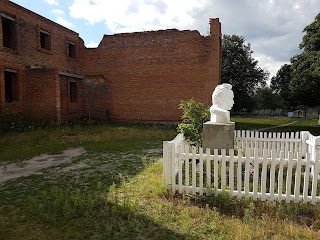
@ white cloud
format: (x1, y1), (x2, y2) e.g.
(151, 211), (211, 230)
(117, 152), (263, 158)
(44, 0), (59, 5)
(68, 0), (320, 77)
(51, 9), (64, 15)
(253, 53), (288, 83)
(69, 0), (205, 33)
(56, 17), (74, 28)
(85, 41), (99, 48)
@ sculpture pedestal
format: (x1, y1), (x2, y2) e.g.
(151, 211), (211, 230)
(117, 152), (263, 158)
(202, 121), (235, 153)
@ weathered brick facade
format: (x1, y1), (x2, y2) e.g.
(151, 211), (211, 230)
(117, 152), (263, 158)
(0, 0), (221, 122)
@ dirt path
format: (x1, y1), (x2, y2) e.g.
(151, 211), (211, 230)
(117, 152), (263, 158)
(0, 147), (86, 184)
(255, 120), (298, 131)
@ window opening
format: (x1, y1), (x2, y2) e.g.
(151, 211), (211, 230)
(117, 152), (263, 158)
(4, 71), (18, 102)
(2, 16), (16, 49)
(40, 30), (50, 50)
(68, 42), (76, 58)
(69, 81), (77, 103)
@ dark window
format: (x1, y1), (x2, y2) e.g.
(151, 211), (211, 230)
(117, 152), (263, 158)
(68, 42), (76, 58)
(40, 30), (51, 50)
(69, 81), (77, 103)
(4, 71), (18, 102)
(2, 16), (16, 49)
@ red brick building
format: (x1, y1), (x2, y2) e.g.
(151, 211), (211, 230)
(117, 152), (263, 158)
(0, 0), (221, 122)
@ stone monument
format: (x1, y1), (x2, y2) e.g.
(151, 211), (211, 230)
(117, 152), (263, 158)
(202, 83), (235, 152)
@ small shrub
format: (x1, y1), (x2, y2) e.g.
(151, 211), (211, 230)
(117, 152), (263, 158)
(177, 99), (210, 146)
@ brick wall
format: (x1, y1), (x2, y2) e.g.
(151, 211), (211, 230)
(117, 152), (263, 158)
(23, 68), (59, 120)
(81, 74), (110, 120)
(80, 19), (221, 121)
(0, 0), (83, 118)
(0, 0), (222, 122)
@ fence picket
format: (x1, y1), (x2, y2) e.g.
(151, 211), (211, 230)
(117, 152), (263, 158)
(241, 131), (245, 149)
(269, 150), (276, 201)
(253, 148), (259, 200)
(263, 132), (267, 155)
(261, 149), (268, 201)
(311, 152), (320, 204)
(294, 152), (302, 203)
(255, 132), (258, 152)
(278, 151), (284, 202)
(303, 153), (310, 203)
(185, 145), (190, 195)
(192, 147), (197, 195)
(286, 152), (293, 203)
(244, 149), (251, 197)
(221, 149), (227, 191)
(290, 132), (294, 153)
(229, 149), (235, 194)
(268, 132), (272, 156)
(199, 148), (204, 196)
(170, 143), (176, 193)
(276, 132), (281, 157)
(285, 133), (290, 159)
(178, 145), (183, 194)
(237, 149), (242, 198)
(281, 132), (285, 155)
(206, 148), (211, 192)
(214, 149), (219, 193)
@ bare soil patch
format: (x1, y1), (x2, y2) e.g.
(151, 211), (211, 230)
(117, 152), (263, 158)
(0, 147), (86, 183)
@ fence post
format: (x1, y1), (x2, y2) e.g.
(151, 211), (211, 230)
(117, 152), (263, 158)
(301, 131), (309, 157)
(163, 141), (172, 189)
(312, 137), (320, 176)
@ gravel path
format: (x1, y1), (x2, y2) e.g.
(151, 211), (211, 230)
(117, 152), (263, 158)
(255, 120), (298, 131)
(0, 147), (86, 183)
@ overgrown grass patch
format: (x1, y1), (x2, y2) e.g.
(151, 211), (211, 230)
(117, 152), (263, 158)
(1, 157), (320, 239)
(0, 118), (320, 239)
(0, 122), (176, 163)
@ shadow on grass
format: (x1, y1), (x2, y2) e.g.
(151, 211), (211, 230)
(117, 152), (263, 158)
(0, 150), (192, 239)
(178, 191), (320, 230)
(0, 197), (189, 240)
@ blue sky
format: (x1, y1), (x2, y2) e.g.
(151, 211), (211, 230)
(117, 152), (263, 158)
(9, 0), (320, 78)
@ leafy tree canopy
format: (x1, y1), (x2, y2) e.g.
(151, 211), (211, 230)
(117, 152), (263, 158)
(299, 13), (320, 52)
(290, 12), (320, 107)
(270, 64), (293, 106)
(253, 87), (285, 110)
(221, 35), (268, 112)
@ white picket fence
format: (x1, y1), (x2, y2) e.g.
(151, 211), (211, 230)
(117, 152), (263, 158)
(163, 131), (320, 204)
(234, 130), (305, 158)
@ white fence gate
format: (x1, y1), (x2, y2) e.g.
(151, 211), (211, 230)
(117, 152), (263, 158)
(163, 131), (320, 204)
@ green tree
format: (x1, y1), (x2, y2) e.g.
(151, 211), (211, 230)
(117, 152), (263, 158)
(221, 34), (268, 112)
(290, 12), (320, 106)
(270, 64), (293, 106)
(253, 87), (285, 110)
(177, 99), (210, 146)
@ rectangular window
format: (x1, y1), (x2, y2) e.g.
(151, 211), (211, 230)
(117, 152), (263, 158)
(4, 71), (18, 103)
(40, 30), (51, 50)
(2, 16), (16, 49)
(68, 42), (76, 58)
(69, 81), (77, 103)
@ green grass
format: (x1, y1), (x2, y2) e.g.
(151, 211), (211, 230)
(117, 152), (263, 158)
(0, 123), (176, 163)
(0, 117), (320, 239)
(232, 116), (320, 135)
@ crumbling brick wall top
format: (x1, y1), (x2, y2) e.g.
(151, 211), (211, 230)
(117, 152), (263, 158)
(98, 29), (208, 48)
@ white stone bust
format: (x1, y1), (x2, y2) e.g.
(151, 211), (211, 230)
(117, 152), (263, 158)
(210, 83), (234, 123)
